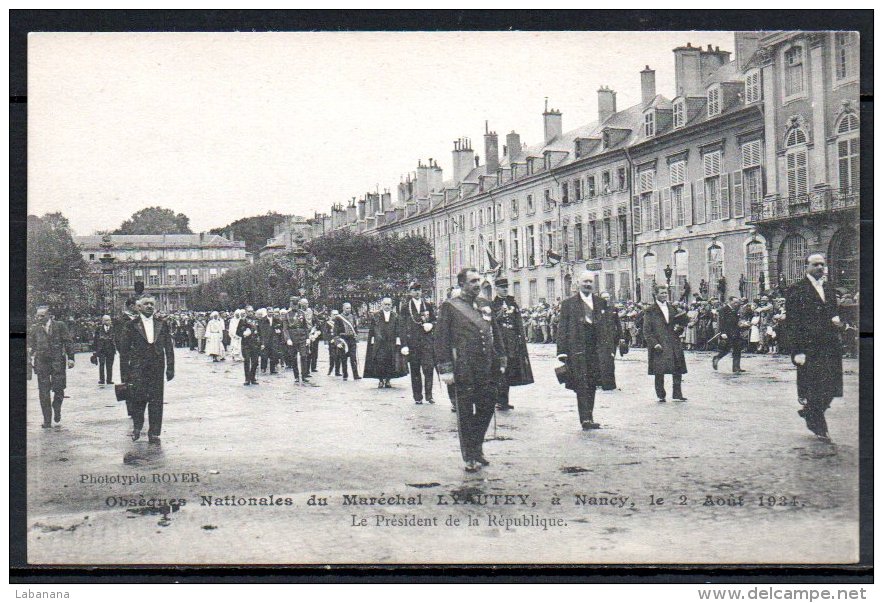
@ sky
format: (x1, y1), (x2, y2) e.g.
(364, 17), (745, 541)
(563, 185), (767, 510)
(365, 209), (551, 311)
(28, 30), (735, 236)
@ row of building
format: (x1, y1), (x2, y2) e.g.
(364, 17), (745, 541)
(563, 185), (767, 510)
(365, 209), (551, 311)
(312, 30), (860, 306)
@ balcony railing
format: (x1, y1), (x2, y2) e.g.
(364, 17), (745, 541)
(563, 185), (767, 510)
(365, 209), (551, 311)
(748, 187), (859, 224)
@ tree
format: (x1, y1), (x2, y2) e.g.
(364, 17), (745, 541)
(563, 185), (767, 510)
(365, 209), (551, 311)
(27, 212), (92, 316)
(113, 206), (192, 235)
(187, 231), (435, 311)
(209, 212), (290, 255)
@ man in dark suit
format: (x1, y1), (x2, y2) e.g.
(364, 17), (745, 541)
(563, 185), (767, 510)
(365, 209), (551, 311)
(364, 297), (407, 388)
(712, 297), (745, 372)
(492, 277), (533, 411)
(113, 297), (138, 384)
(643, 284), (688, 403)
(399, 282), (436, 404)
(283, 297), (313, 385)
(258, 309), (279, 374)
(556, 270), (618, 430)
(28, 306), (75, 428)
(236, 305), (261, 385)
(93, 314), (117, 385)
(435, 268), (507, 472)
(334, 302), (360, 380)
(123, 294), (174, 443)
(786, 253), (844, 443)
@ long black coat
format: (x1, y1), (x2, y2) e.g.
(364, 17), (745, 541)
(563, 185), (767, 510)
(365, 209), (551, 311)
(29, 320), (75, 390)
(93, 324), (116, 355)
(124, 316), (175, 403)
(557, 293), (617, 392)
(717, 304), (742, 340)
(786, 276), (843, 400)
(364, 311), (408, 379)
(492, 295), (533, 386)
(643, 301), (688, 376)
(434, 294), (507, 389)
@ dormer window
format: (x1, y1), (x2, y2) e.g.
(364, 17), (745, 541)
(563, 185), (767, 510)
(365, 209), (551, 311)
(745, 69), (762, 104)
(673, 99), (685, 129)
(707, 85), (721, 117)
(644, 111), (655, 137)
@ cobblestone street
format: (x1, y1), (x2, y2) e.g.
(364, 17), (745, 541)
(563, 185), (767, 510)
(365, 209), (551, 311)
(26, 343), (859, 564)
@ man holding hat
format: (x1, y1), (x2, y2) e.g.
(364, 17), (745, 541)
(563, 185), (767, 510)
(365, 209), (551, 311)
(399, 281), (437, 404)
(491, 277), (533, 411)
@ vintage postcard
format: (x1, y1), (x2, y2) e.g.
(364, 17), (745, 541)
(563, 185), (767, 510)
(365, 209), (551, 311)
(23, 29), (861, 565)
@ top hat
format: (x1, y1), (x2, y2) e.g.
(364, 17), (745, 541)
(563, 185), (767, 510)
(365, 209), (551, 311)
(408, 281), (422, 290)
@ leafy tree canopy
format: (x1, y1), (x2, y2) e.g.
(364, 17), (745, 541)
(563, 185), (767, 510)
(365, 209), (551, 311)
(209, 211), (290, 255)
(113, 206), (192, 235)
(27, 212), (92, 316)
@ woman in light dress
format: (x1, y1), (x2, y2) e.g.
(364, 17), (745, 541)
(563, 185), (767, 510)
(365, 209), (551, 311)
(684, 304), (699, 350)
(205, 311), (225, 362)
(228, 309), (243, 361)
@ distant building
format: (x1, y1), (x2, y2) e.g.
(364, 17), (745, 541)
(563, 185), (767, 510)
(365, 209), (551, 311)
(75, 233), (249, 312)
(259, 213), (332, 257)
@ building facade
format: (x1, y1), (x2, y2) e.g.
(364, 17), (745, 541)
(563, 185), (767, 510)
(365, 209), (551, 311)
(313, 31), (859, 306)
(746, 31), (860, 294)
(76, 233), (249, 312)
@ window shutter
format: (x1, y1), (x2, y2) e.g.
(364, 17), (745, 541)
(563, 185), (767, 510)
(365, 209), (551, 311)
(538, 223), (545, 262)
(567, 224), (575, 260)
(694, 179), (706, 223)
(663, 187), (672, 229)
(684, 182), (693, 226)
(651, 192), (661, 230)
(721, 173), (731, 219)
(610, 218), (619, 256)
(632, 196), (642, 234)
(732, 171), (744, 218)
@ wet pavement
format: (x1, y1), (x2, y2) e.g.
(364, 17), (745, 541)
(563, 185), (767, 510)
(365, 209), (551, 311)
(25, 344), (859, 564)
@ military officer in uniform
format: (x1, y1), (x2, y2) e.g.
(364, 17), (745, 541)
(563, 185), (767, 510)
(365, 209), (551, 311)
(491, 277), (533, 411)
(399, 282), (436, 404)
(435, 268), (507, 472)
(236, 305), (261, 385)
(283, 296), (313, 385)
(28, 306), (75, 428)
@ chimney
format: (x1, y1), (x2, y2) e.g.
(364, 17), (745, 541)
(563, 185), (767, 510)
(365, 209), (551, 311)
(673, 42), (703, 97)
(416, 159), (431, 198)
(734, 31), (762, 70)
(430, 161), (443, 192)
(542, 98), (563, 141)
(700, 45), (731, 81)
(641, 65), (656, 107)
(357, 197), (366, 220)
(505, 131), (521, 160)
(381, 190), (392, 212)
(451, 137), (475, 183)
(597, 86), (617, 123)
(475, 155), (480, 168)
(484, 122), (499, 173)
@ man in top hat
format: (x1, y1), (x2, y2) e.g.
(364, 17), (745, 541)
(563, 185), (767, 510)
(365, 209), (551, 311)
(491, 277), (533, 411)
(435, 268), (507, 472)
(28, 305), (75, 428)
(123, 293), (175, 443)
(643, 284), (688, 403)
(556, 270), (618, 430)
(399, 281), (436, 404)
(258, 306), (280, 375)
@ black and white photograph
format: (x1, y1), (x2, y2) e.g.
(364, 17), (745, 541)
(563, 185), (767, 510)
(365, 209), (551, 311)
(16, 21), (866, 570)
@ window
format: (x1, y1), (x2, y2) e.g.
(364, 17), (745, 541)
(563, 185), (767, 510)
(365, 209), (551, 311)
(190, 268), (199, 285)
(510, 228), (520, 267)
(526, 225), (536, 265)
(618, 212), (628, 255)
(644, 111), (655, 137)
(617, 167), (627, 191)
(741, 140), (763, 211)
(148, 269), (160, 286)
(134, 268), (144, 279)
(510, 198), (518, 219)
(587, 176), (596, 198)
(589, 220), (599, 258)
(527, 194), (535, 214)
(834, 32), (856, 81)
(673, 99), (685, 128)
(562, 225), (569, 260)
(603, 218), (613, 257)
(745, 69), (762, 103)
(837, 112), (859, 135)
(707, 85), (721, 116)
(785, 127), (809, 198)
(574, 221), (584, 260)
(638, 169), (655, 232)
(544, 189), (553, 211)
(561, 182), (569, 204)
(88, 253), (95, 261)
(672, 185), (685, 227)
(707, 244), (724, 290)
(784, 45), (804, 97)
(167, 269), (176, 285)
(179, 268), (188, 285)
(209, 268), (218, 281)
(704, 151), (723, 220)
(544, 220), (554, 252)
(478, 210), (484, 227)
(528, 279), (538, 306)
(619, 271), (631, 301)
(495, 202), (503, 222)
(469, 211), (475, 229)
(602, 171), (611, 194)
(574, 179), (583, 200)
(838, 135), (859, 192)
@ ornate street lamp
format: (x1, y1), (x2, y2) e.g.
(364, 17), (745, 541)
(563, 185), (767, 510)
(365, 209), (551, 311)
(663, 264), (673, 300)
(98, 235), (116, 314)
